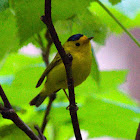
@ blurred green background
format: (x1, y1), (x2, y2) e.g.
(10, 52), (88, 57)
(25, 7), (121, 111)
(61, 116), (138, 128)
(0, 0), (140, 139)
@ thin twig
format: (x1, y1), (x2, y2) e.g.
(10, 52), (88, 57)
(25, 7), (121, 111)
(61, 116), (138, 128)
(0, 85), (12, 109)
(63, 89), (70, 101)
(41, 93), (56, 133)
(35, 31), (52, 66)
(96, 0), (140, 47)
(43, 29), (53, 66)
(39, 29), (53, 133)
(34, 33), (45, 50)
(135, 123), (140, 140)
(0, 85), (40, 140)
(41, 0), (82, 139)
(35, 125), (46, 140)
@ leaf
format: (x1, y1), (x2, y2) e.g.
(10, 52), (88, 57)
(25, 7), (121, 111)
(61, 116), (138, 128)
(0, 121), (38, 140)
(0, 124), (29, 139)
(72, 10), (108, 45)
(89, 2), (140, 34)
(13, 0), (96, 45)
(14, 0), (45, 44)
(108, 0), (121, 5)
(76, 71), (136, 106)
(1, 66), (44, 106)
(79, 96), (140, 139)
(0, 53), (43, 75)
(0, 9), (19, 60)
(90, 47), (100, 84)
(0, 53), (44, 106)
(0, 0), (9, 12)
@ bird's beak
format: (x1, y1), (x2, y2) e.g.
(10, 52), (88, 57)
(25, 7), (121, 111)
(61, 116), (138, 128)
(84, 36), (94, 44)
(88, 37), (94, 40)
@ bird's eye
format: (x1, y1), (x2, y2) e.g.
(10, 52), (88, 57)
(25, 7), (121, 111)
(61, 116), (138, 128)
(75, 43), (80, 46)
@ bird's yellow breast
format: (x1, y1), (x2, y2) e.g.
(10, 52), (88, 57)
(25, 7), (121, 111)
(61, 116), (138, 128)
(71, 48), (92, 87)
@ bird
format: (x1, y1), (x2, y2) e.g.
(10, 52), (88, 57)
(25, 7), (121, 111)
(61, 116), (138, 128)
(30, 34), (93, 107)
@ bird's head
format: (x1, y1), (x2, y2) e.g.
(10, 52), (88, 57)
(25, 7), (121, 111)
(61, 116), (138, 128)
(64, 34), (93, 52)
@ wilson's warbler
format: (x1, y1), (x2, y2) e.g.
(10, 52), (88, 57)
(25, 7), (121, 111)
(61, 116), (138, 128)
(30, 34), (93, 107)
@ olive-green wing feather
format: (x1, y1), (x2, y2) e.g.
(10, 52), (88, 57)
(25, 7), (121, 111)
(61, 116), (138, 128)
(36, 53), (62, 88)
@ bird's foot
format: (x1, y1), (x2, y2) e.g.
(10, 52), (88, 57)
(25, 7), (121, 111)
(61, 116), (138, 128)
(66, 104), (78, 112)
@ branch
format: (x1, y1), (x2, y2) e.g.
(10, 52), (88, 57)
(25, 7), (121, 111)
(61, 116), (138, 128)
(34, 125), (46, 140)
(41, 93), (56, 133)
(0, 85), (40, 140)
(43, 29), (53, 66)
(96, 0), (140, 47)
(41, 0), (82, 139)
(34, 31), (52, 66)
(135, 123), (140, 140)
(38, 29), (54, 133)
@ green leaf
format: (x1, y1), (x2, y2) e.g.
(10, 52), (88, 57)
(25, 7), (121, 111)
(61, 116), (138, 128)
(1, 66), (44, 106)
(13, 0), (95, 45)
(14, 0), (45, 44)
(90, 48), (100, 84)
(0, 53), (44, 106)
(0, 9), (19, 60)
(79, 97), (140, 139)
(0, 53), (43, 75)
(108, 0), (121, 5)
(0, 0), (9, 12)
(89, 2), (140, 34)
(52, 0), (95, 21)
(72, 10), (108, 45)
(0, 124), (30, 140)
(77, 71), (136, 106)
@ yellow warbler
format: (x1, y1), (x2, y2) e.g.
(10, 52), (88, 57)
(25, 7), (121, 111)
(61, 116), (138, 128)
(30, 34), (93, 107)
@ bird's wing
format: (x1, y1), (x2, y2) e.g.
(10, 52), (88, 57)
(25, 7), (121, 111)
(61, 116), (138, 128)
(36, 53), (62, 88)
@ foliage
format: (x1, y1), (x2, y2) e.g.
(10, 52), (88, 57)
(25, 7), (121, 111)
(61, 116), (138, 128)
(89, 2), (140, 34)
(0, 54), (139, 139)
(0, 0), (140, 139)
(0, 0), (139, 61)
(0, 0), (9, 12)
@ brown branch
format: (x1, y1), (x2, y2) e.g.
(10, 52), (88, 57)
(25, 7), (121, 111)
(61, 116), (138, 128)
(41, 93), (56, 133)
(39, 29), (54, 134)
(41, 0), (82, 139)
(135, 123), (140, 140)
(42, 29), (52, 66)
(0, 85), (40, 140)
(34, 125), (46, 140)
(34, 31), (52, 66)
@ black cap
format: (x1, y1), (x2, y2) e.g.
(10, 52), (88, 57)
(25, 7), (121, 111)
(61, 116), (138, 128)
(67, 34), (83, 41)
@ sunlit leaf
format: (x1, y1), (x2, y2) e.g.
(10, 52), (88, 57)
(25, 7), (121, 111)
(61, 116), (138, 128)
(0, 53), (43, 75)
(89, 2), (140, 34)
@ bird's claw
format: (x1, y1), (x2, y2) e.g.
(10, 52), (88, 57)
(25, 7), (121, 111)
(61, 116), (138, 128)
(66, 104), (79, 112)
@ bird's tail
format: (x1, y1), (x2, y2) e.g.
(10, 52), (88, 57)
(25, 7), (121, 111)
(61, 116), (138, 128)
(29, 92), (47, 107)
